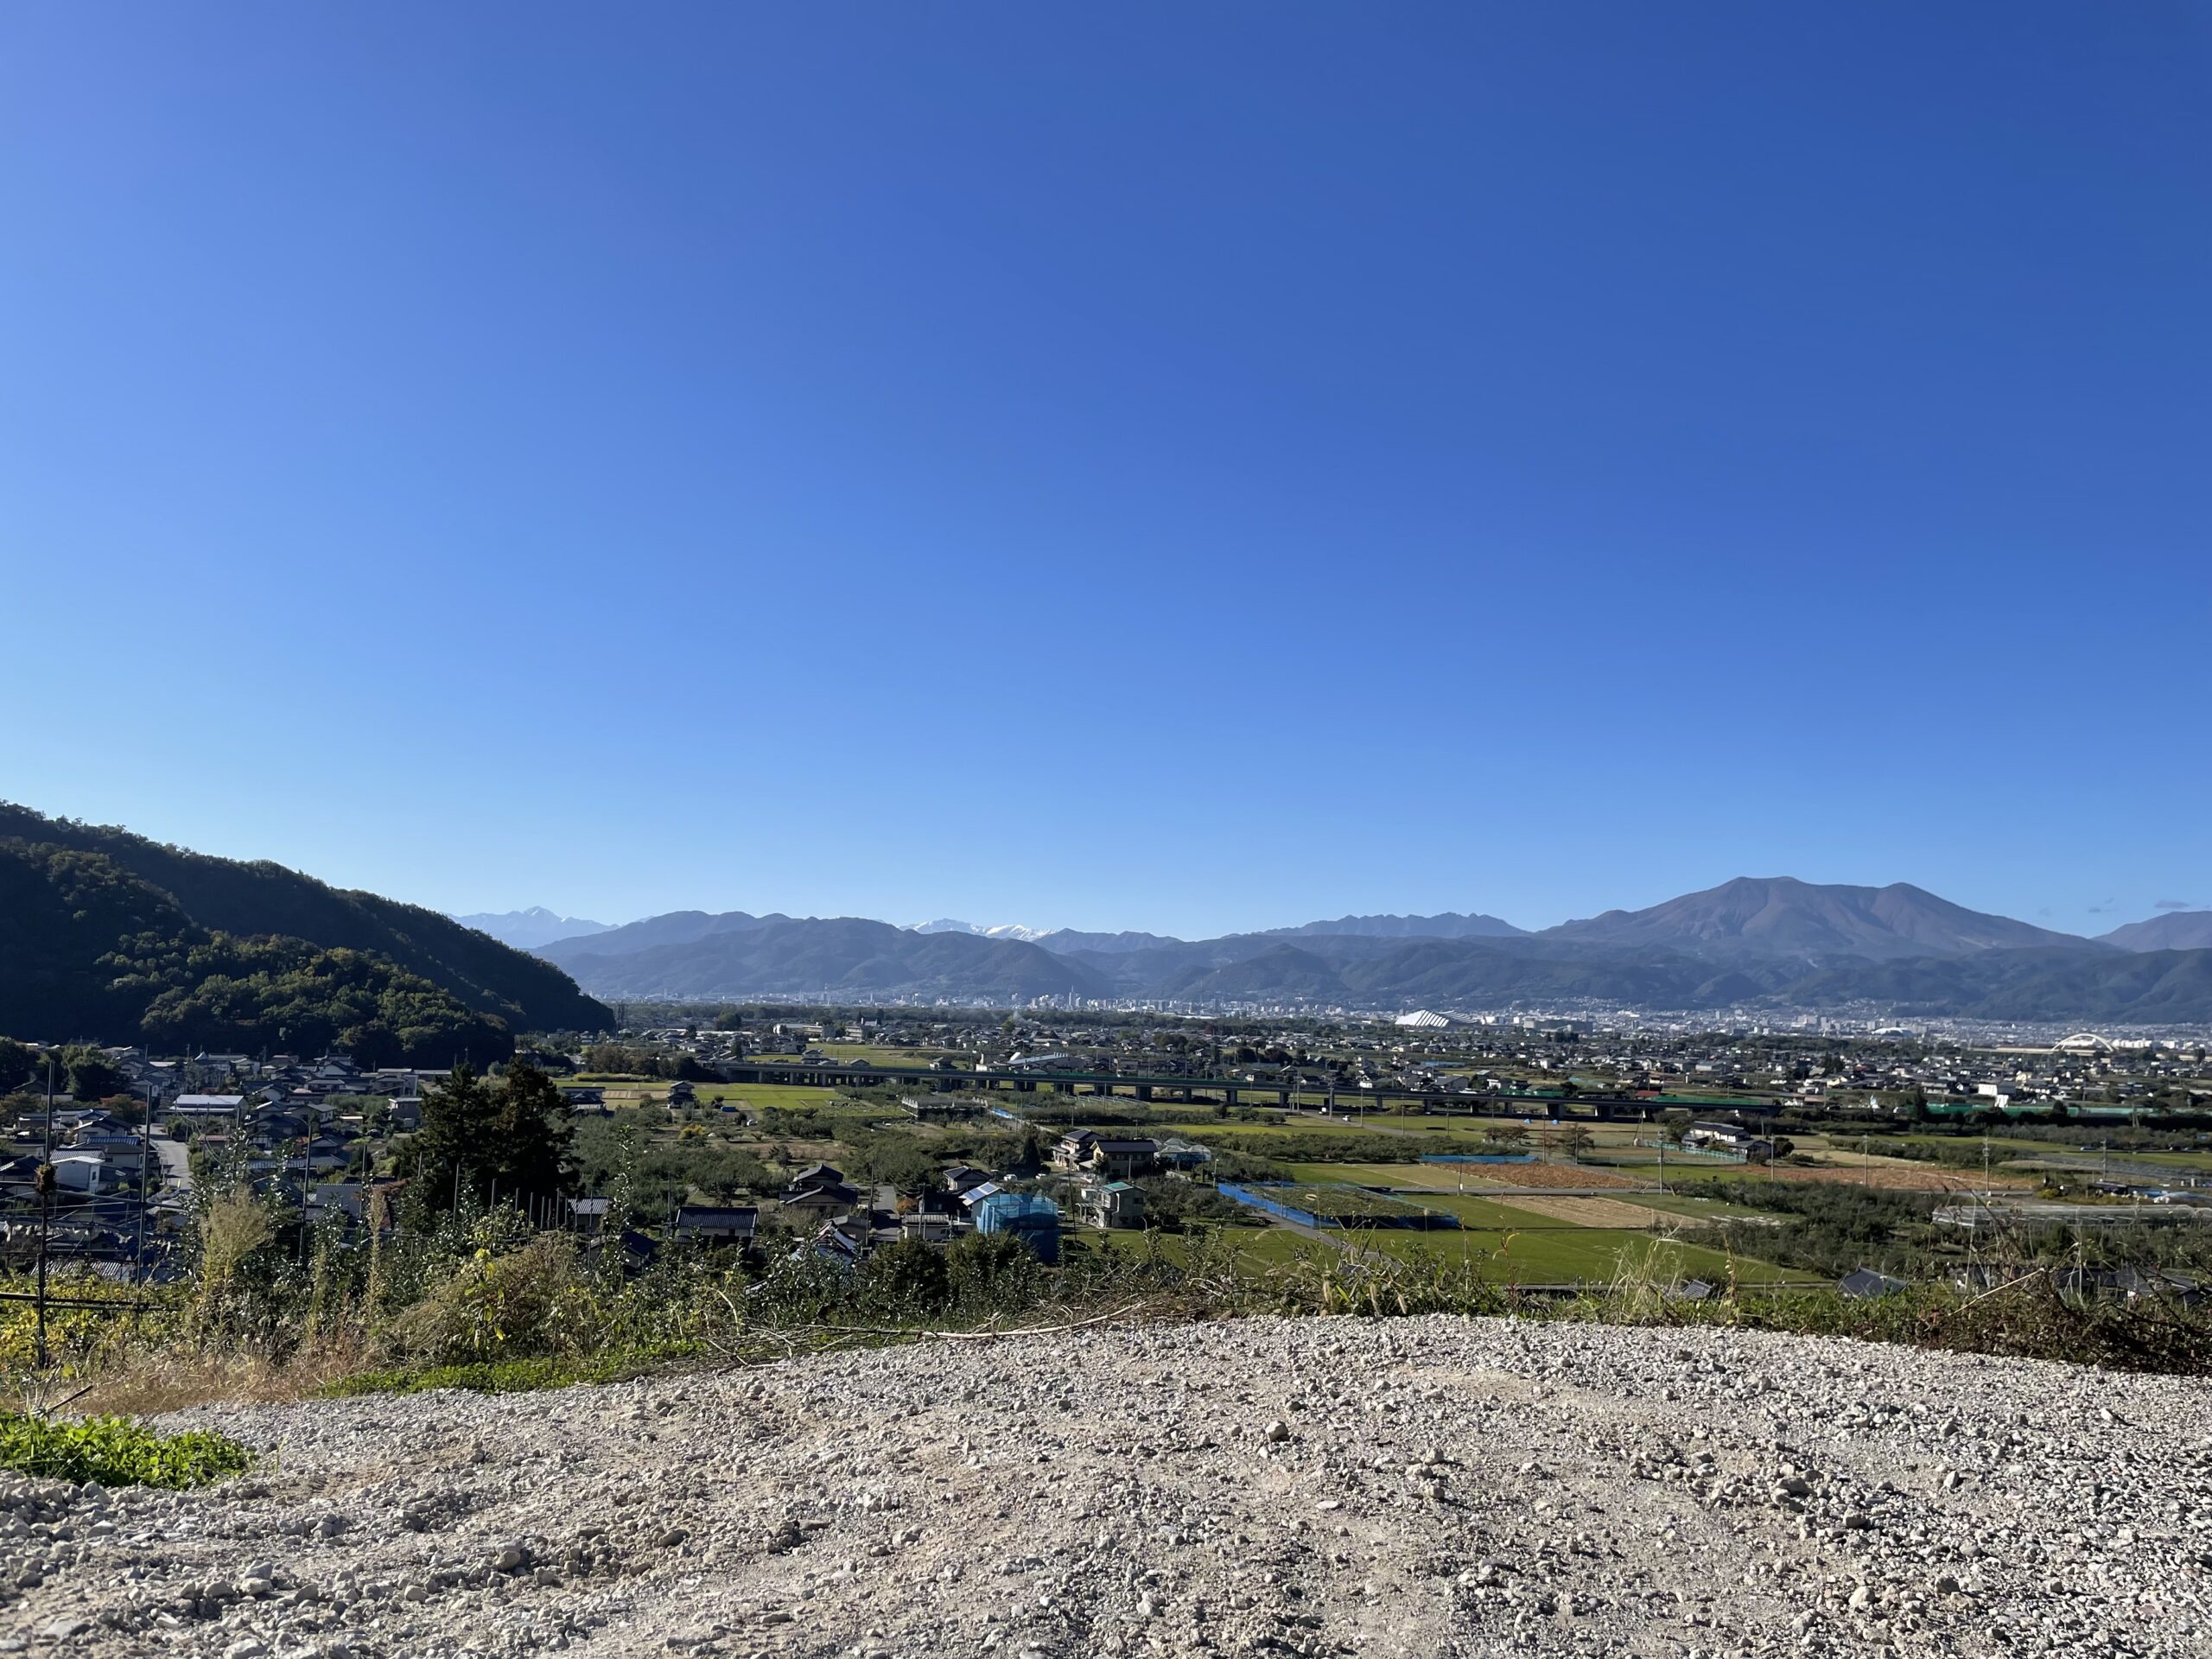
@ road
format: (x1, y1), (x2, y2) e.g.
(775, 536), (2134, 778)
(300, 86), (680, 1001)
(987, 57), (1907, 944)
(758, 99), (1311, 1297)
(149, 1130), (191, 1198)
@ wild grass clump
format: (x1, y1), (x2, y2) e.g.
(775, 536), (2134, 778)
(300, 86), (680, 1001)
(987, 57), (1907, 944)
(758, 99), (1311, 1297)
(0, 1413), (249, 1488)
(387, 1236), (605, 1366)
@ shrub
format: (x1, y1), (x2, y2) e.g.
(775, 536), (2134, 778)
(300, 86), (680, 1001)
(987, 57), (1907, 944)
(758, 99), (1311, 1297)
(388, 1236), (600, 1364)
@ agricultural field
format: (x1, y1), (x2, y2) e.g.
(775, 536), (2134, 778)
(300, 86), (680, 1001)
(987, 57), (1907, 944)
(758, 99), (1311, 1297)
(1278, 1160), (1645, 1192)
(1355, 1227), (1792, 1287)
(1683, 1159), (2026, 1193)
(1375, 1192), (1554, 1230)
(1230, 1183), (1450, 1225)
(812, 1043), (961, 1069)
(1072, 1205), (1787, 1290)
(1488, 1193), (1675, 1230)
(1624, 1191), (1782, 1222)
(1459, 1159), (1642, 1191)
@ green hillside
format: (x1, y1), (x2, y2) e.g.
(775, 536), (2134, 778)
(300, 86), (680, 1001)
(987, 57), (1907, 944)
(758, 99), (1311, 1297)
(0, 805), (611, 1063)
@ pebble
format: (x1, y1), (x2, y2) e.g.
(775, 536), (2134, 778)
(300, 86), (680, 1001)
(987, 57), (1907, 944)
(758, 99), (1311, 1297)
(3, 1317), (2204, 1658)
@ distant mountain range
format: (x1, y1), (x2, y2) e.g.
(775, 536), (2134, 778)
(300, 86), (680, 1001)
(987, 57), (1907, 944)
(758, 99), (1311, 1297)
(522, 878), (2212, 1025)
(906, 912), (1523, 947)
(2101, 911), (2212, 953)
(540, 913), (1101, 1002)
(910, 919), (1052, 942)
(20, 799), (2200, 1046)
(1262, 912), (1526, 941)
(454, 907), (613, 950)
(1539, 877), (2086, 961)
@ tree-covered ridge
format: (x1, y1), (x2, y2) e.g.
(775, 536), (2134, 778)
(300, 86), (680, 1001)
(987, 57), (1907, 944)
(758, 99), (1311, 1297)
(0, 832), (555, 1063)
(139, 938), (514, 1067)
(0, 841), (204, 1035)
(0, 803), (608, 1033)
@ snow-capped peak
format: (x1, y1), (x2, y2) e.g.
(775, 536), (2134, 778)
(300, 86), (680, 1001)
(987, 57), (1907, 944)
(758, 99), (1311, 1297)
(909, 918), (1051, 941)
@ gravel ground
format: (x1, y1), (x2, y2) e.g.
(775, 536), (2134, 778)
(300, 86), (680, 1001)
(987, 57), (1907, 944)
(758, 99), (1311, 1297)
(3, 1316), (2209, 1659)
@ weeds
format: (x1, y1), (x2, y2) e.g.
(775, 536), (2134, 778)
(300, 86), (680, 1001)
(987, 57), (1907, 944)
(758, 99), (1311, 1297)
(0, 1413), (249, 1487)
(321, 1354), (650, 1396)
(10, 1184), (2211, 1412)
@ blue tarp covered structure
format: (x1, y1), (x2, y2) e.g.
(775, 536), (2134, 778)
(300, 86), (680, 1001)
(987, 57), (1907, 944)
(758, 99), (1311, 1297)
(973, 1191), (1060, 1264)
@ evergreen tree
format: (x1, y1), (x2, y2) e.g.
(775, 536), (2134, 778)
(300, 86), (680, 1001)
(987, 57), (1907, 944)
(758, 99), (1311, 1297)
(492, 1061), (577, 1210)
(409, 1061), (576, 1218)
(410, 1063), (501, 1210)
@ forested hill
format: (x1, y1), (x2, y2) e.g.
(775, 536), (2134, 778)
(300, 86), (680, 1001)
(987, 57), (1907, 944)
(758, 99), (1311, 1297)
(0, 805), (610, 1060)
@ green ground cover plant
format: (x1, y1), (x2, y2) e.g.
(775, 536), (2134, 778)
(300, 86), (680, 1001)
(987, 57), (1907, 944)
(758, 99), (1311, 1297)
(0, 1413), (249, 1487)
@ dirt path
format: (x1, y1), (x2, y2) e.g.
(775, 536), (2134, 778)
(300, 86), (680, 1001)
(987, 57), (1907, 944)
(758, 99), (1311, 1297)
(12, 1318), (2209, 1658)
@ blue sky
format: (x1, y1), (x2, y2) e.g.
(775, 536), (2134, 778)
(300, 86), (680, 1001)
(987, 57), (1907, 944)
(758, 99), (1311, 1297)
(3, 4), (2206, 939)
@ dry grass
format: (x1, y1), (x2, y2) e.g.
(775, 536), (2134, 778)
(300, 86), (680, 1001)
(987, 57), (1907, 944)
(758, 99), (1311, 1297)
(67, 1342), (369, 1417)
(1491, 1194), (1671, 1230)
(1469, 1160), (1642, 1192)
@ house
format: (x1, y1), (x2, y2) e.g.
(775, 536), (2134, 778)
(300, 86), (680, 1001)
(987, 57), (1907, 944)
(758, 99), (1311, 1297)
(904, 1095), (982, 1123)
(1089, 1138), (1158, 1180)
(666, 1081), (696, 1107)
(674, 1205), (758, 1245)
(942, 1164), (994, 1197)
(387, 1096), (423, 1130)
(69, 1116), (140, 1151)
(1052, 1131), (1099, 1173)
(781, 1165), (862, 1218)
(1154, 1139), (1214, 1171)
(813, 1216), (870, 1265)
(1079, 1180), (1145, 1230)
(50, 1153), (119, 1194)
(309, 1183), (366, 1224)
(169, 1094), (246, 1121)
(567, 1196), (613, 1233)
(1683, 1122), (1773, 1160)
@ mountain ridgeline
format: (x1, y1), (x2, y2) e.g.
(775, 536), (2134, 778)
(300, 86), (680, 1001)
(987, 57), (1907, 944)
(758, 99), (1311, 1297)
(529, 879), (2212, 1024)
(2100, 911), (2212, 954)
(0, 804), (610, 1063)
(9, 801), (2200, 1037)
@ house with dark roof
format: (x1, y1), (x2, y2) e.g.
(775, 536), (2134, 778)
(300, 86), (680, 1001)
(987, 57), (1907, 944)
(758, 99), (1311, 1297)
(781, 1164), (862, 1218)
(674, 1205), (758, 1245)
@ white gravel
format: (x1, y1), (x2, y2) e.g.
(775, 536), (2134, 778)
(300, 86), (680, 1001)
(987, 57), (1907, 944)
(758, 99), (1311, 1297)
(3, 1316), (2209, 1657)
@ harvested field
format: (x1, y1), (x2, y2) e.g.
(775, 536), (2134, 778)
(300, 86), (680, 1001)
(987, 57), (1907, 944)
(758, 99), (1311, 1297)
(1465, 1159), (1642, 1192)
(1757, 1160), (2030, 1193)
(1490, 1193), (1675, 1230)
(1300, 1160), (1647, 1192)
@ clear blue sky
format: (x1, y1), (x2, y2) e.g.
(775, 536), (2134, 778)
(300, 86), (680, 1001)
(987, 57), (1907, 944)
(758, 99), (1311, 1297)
(4, 4), (2206, 939)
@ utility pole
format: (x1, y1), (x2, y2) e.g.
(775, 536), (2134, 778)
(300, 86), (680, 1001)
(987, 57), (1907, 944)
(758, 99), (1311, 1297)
(136, 1084), (152, 1288)
(35, 1055), (54, 1370)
